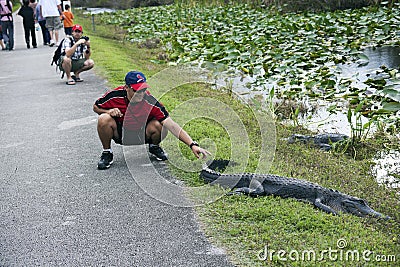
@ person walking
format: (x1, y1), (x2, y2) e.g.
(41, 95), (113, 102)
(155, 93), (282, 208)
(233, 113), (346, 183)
(0, 0), (14, 51)
(40, 0), (63, 46)
(61, 3), (73, 36)
(93, 70), (210, 170)
(18, 0), (37, 49)
(35, 0), (50, 45)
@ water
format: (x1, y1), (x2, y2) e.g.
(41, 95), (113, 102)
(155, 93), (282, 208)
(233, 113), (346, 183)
(298, 46), (400, 135)
(337, 46), (400, 91)
(372, 150), (400, 189)
(339, 46), (400, 80)
(79, 7), (115, 15)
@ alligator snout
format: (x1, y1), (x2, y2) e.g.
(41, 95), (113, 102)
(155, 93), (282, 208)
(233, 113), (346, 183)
(341, 199), (390, 219)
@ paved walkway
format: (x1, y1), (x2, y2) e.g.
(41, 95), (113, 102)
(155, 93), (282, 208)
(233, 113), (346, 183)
(0, 14), (234, 267)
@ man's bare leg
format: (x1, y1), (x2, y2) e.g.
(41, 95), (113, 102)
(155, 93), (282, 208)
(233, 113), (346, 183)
(73, 59), (95, 80)
(97, 114), (119, 149)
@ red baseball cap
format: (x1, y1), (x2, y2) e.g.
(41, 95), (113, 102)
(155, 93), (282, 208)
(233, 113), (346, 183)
(72, 24), (83, 32)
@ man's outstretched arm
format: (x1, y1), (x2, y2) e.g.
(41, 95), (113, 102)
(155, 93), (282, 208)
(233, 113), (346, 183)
(162, 117), (211, 159)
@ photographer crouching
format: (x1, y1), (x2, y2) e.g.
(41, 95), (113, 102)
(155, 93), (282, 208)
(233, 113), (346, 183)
(61, 24), (95, 85)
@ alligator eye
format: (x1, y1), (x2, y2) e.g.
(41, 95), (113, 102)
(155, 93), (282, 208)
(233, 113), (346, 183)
(359, 199), (367, 205)
(350, 197), (367, 205)
(343, 200), (354, 206)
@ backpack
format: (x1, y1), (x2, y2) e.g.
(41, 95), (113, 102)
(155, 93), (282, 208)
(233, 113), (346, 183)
(51, 36), (83, 79)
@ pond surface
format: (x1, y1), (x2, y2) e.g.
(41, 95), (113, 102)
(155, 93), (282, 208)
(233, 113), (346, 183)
(339, 46), (400, 84)
(79, 7), (115, 15)
(298, 46), (400, 135)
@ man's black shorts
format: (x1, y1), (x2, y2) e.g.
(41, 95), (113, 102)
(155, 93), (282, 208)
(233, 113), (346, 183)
(113, 121), (150, 145)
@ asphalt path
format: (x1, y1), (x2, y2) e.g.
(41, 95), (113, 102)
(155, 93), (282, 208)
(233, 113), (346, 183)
(0, 14), (234, 267)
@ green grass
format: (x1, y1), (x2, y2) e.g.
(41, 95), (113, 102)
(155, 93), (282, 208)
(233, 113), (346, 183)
(75, 8), (399, 267)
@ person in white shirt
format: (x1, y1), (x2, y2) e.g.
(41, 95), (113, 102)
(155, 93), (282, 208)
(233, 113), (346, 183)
(40, 0), (64, 46)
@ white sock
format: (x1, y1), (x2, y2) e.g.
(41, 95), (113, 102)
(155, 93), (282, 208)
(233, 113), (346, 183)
(103, 149), (112, 153)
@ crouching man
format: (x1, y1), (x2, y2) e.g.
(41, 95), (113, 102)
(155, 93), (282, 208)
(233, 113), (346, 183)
(61, 24), (94, 85)
(93, 71), (211, 169)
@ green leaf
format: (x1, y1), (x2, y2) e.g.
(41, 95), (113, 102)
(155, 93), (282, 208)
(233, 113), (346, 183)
(380, 102), (400, 112)
(381, 88), (400, 102)
(354, 100), (364, 113)
(357, 53), (369, 66)
(347, 108), (352, 123)
(327, 105), (338, 114)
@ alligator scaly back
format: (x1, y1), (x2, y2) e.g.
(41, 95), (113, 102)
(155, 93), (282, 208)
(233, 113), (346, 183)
(200, 159), (389, 219)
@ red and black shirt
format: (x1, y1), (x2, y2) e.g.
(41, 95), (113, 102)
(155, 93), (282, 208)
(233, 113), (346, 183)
(94, 86), (169, 131)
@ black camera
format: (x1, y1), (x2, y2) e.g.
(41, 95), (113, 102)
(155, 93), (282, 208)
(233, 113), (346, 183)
(81, 36), (89, 41)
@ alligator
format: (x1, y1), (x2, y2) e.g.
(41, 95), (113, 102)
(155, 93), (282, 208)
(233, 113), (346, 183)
(287, 133), (348, 151)
(200, 159), (389, 219)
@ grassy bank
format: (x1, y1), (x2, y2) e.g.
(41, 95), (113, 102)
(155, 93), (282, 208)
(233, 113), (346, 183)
(75, 7), (399, 267)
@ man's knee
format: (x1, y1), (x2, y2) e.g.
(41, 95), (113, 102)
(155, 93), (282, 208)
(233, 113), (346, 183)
(61, 57), (72, 69)
(146, 120), (162, 133)
(85, 59), (94, 69)
(98, 113), (114, 126)
(146, 120), (166, 141)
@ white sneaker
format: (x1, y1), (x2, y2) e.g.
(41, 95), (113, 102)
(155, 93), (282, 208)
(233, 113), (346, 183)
(49, 40), (55, 47)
